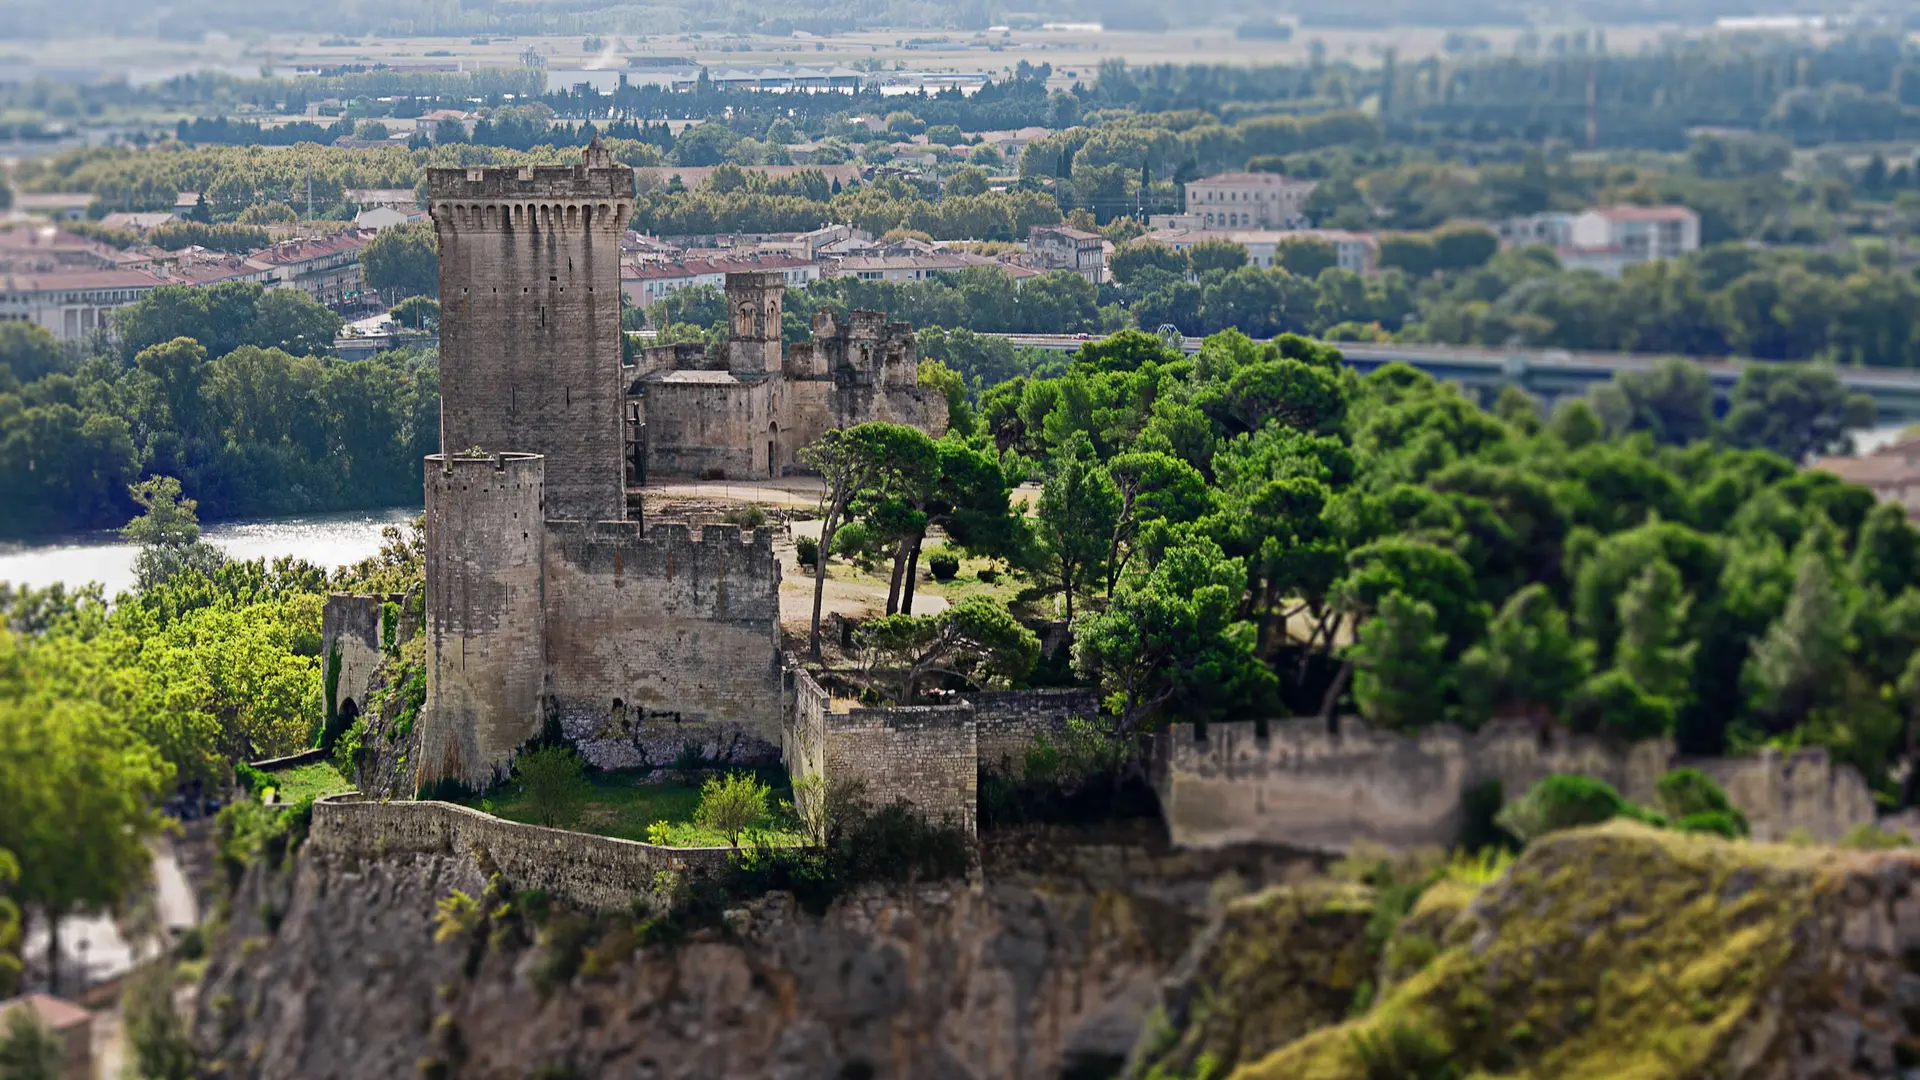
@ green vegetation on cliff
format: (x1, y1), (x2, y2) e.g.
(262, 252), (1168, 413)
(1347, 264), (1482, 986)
(1227, 823), (1885, 1080)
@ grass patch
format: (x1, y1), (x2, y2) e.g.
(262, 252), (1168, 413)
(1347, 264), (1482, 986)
(262, 761), (354, 804)
(465, 767), (797, 845)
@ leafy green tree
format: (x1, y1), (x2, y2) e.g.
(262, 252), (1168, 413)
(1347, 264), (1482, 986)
(799, 424), (919, 656)
(1109, 240), (1189, 286)
(694, 771), (770, 847)
(1456, 584), (1591, 725)
(0, 323), (64, 386)
(1349, 592), (1449, 731)
(1720, 365), (1874, 462)
(1072, 533), (1270, 732)
(122, 957), (196, 1080)
(121, 476), (226, 592)
(513, 746), (587, 829)
(1104, 451), (1208, 596)
(1745, 543), (1851, 727)
(0, 1007), (62, 1080)
(1187, 238), (1249, 275)
(0, 652), (171, 994)
(1615, 559), (1697, 704)
(0, 849), (17, 997)
(1274, 237), (1338, 277)
(359, 221), (438, 299)
(1030, 433), (1121, 621)
(390, 296), (440, 331)
(857, 595), (1040, 703)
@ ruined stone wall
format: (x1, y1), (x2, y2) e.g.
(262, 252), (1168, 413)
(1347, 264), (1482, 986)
(543, 521), (784, 771)
(430, 161), (632, 522)
(636, 376), (776, 480)
(1154, 718), (1876, 853)
(321, 593), (388, 727)
(784, 663), (830, 793)
(306, 795), (729, 911)
(824, 702), (978, 835)
(1694, 749), (1877, 843)
(419, 453), (547, 790)
(973, 688), (1101, 778)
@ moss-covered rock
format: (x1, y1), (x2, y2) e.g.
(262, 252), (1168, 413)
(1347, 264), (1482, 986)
(1127, 883), (1377, 1079)
(1235, 821), (1920, 1080)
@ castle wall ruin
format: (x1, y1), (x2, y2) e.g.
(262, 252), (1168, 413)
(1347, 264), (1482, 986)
(542, 521), (785, 770)
(307, 794), (730, 912)
(321, 593), (388, 732)
(1154, 717), (1877, 852)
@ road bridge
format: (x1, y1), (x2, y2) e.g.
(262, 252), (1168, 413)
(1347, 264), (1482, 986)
(994, 335), (1920, 426)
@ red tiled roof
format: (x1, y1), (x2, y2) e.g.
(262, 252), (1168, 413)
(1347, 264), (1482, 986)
(0, 994), (91, 1033)
(247, 231), (370, 265)
(0, 268), (168, 291)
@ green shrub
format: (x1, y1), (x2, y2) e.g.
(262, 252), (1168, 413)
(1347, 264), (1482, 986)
(723, 504), (768, 530)
(795, 535), (819, 568)
(234, 761), (272, 793)
(976, 567), (999, 583)
(832, 521), (873, 561)
(1656, 767), (1748, 836)
(1675, 811), (1746, 838)
(927, 550), (961, 580)
(693, 771), (772, 847)
(1494, 774), (1647, 844)
(513, 747), (588, 829)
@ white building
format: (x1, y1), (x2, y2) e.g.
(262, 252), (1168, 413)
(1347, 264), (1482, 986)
(1177, 172), (1318, 230)
(0, 267), (166, 341)
(1147, 227), (1378, 275)
(354, 205), (428, 231)
(621, 254), (823, 304)
(1027, 224), (1106, 283)
(1560, 206), (1701, 277)
(826, 252), (972, 283)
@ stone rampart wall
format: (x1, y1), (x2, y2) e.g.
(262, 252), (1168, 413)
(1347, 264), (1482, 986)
(973, 688), (1101, 778)
(1154, 717), (1876, 853)
(543, 521), (785, 771)
(307, 795), (730, 912)
(824, 703), (978, 835)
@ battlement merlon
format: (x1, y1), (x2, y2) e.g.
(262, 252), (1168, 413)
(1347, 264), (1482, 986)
(543, 519), (779, 558)
(426, 163), (636, 202)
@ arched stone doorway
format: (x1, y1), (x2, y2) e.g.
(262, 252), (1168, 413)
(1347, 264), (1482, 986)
(767, 421), (780, 478)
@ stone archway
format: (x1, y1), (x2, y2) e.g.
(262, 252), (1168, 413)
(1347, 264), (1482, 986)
(767, 421), (780, 478)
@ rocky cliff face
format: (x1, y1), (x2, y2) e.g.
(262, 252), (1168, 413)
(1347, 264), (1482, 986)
(191, 830), (1312, 1080)
(1145, 823), (1920, 1080)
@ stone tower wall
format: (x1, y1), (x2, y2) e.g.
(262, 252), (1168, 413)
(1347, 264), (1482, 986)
(542, 521), (785, 770)
(430, 160), (634, 522)
(419, 452), (548, 790)
(723, 270), (783, 375)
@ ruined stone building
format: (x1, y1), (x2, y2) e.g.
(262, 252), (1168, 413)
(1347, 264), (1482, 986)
(626, 270), (947, 481)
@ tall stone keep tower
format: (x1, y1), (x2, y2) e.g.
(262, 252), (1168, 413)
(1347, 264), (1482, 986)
(723, 270), (784, 375)
(428, 140), (634, 521)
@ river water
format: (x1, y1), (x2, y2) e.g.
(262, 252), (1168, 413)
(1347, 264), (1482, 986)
(0, 507), (420, 597)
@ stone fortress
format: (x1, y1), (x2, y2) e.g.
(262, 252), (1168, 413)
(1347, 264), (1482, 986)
(627, 273), (947, 482)
(317, 137), (1884, 866)
(376, 139), (983, 800)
